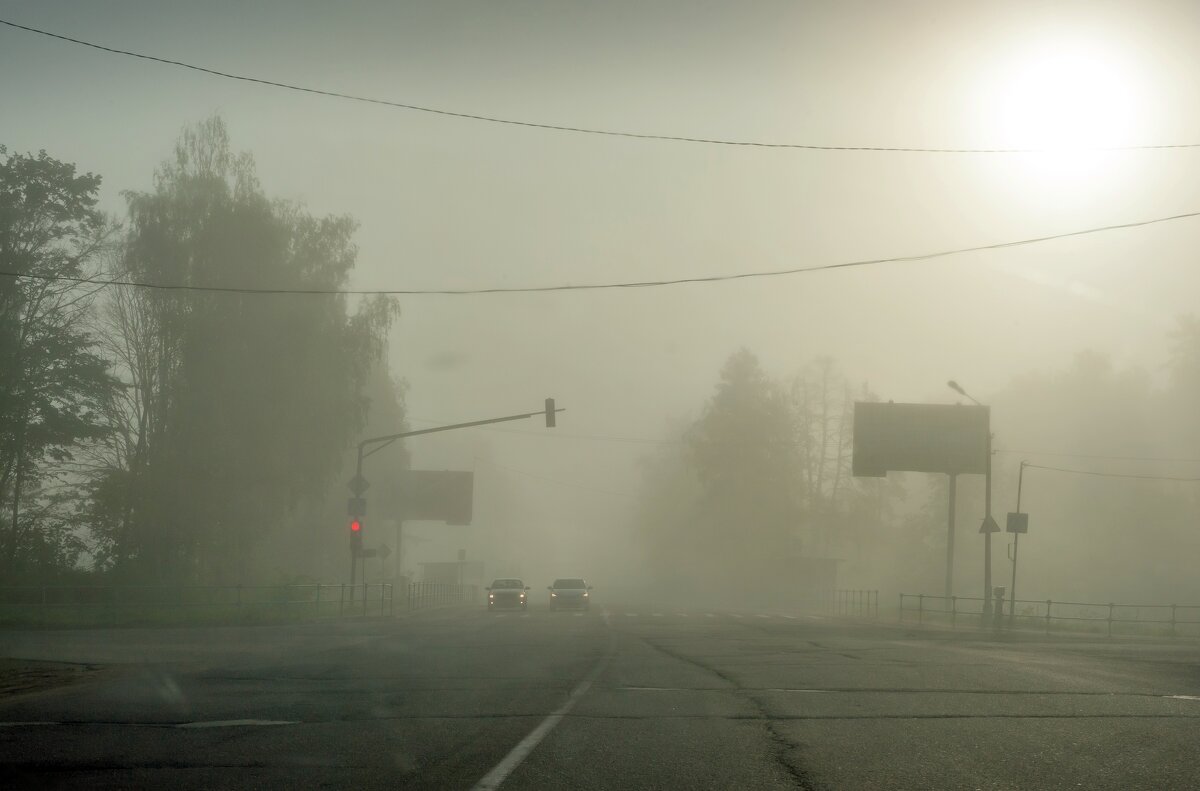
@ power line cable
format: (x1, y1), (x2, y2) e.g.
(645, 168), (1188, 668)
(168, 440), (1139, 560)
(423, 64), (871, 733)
(2, 209), (1198, 296)
(997, 449), (1200, 464)
(4, 17), (1200, 154)
(1023, 463), (1200, 482)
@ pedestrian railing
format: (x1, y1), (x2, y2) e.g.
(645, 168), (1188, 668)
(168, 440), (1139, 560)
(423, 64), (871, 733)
(405, 582), (478, 611)
(0, 583), (394, 626)
(898, 593), (1200, 637)
(815, 589), (879, 618)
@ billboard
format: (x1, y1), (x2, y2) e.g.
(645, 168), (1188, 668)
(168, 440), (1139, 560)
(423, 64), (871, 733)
(852, 402), (988, 477)
(397, 470), (474, 525)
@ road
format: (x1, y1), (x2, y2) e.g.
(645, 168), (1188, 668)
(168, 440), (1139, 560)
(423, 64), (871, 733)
(1, 603), (1198, 790)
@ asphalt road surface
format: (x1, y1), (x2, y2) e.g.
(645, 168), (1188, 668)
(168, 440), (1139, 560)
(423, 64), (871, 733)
(1, 603), (1198, 790)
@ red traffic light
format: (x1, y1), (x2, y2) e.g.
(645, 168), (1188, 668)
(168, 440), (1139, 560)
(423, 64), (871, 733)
(350, 519), (361, 532)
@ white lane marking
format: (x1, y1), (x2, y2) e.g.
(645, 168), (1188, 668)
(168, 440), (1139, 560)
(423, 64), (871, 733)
(471, 636), (614, 791)
(520, 613), (530, 618)
(177, 719), (298, 729)
(803, 615), (823, 620)
(624, 613), (638, 617)
(755, 614), (771, 619)
(781, 615), (798, 620)
(651, 613), (664, 617)
(675, 613), (689, 618)
(705, 613), (717, 618)
(495, 613), (508, 619)
(0, 722), (59, 728)
(573, 612), (583, 618)
(1166, 695), (1200, 701)
(620, 686), (829, 693)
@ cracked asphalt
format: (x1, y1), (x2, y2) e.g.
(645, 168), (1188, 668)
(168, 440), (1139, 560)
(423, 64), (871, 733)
(1, 605), (1199, 789)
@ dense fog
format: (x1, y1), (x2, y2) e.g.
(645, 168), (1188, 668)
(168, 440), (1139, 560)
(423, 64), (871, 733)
(3, 1), (1199, 615)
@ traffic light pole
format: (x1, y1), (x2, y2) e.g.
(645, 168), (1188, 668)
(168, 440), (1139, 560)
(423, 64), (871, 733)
(347, 399), (563, 588)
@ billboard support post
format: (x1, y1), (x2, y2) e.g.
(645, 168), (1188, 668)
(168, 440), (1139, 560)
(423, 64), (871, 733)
(852, 400), (991, 608)
(983, 430), (993, 617)
(946, 473), (957, 604)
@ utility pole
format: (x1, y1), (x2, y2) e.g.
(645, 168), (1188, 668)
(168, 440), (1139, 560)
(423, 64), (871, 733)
(947, 381), (998, 617)
(1010, 461), (1027, 624)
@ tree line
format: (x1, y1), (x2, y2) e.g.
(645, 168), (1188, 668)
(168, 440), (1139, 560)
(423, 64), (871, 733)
(636, 336), (1200, 603)
(0, 118), (404, 585)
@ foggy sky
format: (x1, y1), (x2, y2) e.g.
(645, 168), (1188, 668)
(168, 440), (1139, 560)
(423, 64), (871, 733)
(4, 0), (1199, 584)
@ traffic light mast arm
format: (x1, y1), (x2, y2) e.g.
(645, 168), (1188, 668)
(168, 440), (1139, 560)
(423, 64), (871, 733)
(355, 400), (564, 473)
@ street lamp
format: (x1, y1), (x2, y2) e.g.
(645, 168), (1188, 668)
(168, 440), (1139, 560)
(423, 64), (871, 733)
(947, 380), (997, 617)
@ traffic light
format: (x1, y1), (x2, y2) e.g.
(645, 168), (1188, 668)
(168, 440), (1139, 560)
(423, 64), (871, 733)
(545, 397), (556, 428)
(350, 518), (363, 554)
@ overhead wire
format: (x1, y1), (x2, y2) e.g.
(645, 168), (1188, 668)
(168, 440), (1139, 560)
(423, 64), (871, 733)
(996, 449), (1200, 464)
(4, 17), (1200, 154)
(2, 209), (1199, 296)
(1022, 463), (1200, 482)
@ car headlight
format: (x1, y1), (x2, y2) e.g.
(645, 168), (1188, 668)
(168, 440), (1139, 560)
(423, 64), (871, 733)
(519, 593), (526, 598)
(551, 592), (557, 597)
(582, 592), (589, 597)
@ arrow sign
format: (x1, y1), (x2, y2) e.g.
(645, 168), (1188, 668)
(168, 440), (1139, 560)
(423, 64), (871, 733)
(347, 474), (370, 496)
(979, 515), (1001, 534)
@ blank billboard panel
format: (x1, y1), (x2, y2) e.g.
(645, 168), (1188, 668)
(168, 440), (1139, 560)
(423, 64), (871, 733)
(853, 402), (988, 477)
(398, 470), (474, 525)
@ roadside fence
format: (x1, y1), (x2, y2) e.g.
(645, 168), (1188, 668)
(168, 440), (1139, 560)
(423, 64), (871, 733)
(898, 593), (1200, 637)
(406, 582), (478, 611)
(0, 583), (394, 627)
(817, 589), (879, 618)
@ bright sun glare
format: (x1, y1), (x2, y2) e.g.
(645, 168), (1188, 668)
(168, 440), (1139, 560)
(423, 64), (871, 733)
(978, 37), (1150, 196)
(992, 46), (1140, 150)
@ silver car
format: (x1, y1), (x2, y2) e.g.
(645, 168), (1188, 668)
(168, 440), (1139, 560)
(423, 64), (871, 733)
(548, 578), (592, 611)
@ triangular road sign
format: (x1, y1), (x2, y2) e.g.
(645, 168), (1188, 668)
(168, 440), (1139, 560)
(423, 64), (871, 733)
(979, 515), (1001, 534)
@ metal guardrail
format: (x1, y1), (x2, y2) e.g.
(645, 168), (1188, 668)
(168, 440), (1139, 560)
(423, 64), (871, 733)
(405, 582), (478, 611)
(899, 593), (1200, 637)
(0, 583), (395, 625)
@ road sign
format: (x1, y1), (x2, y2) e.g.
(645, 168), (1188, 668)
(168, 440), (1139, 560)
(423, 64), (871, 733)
(347, 497), (367, 517)
(378, 544), (391, 560)
(1006, 512), (1029, 534)
(979, 515), (1001, 534)
(457, 548), (466, 562)
(348, 474), (370, 496)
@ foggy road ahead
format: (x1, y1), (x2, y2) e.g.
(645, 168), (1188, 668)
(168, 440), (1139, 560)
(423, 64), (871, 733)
(2, 606), (1198, 790)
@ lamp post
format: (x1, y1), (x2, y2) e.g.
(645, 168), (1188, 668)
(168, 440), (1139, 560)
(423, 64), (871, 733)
(947, 381), (995, 617)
